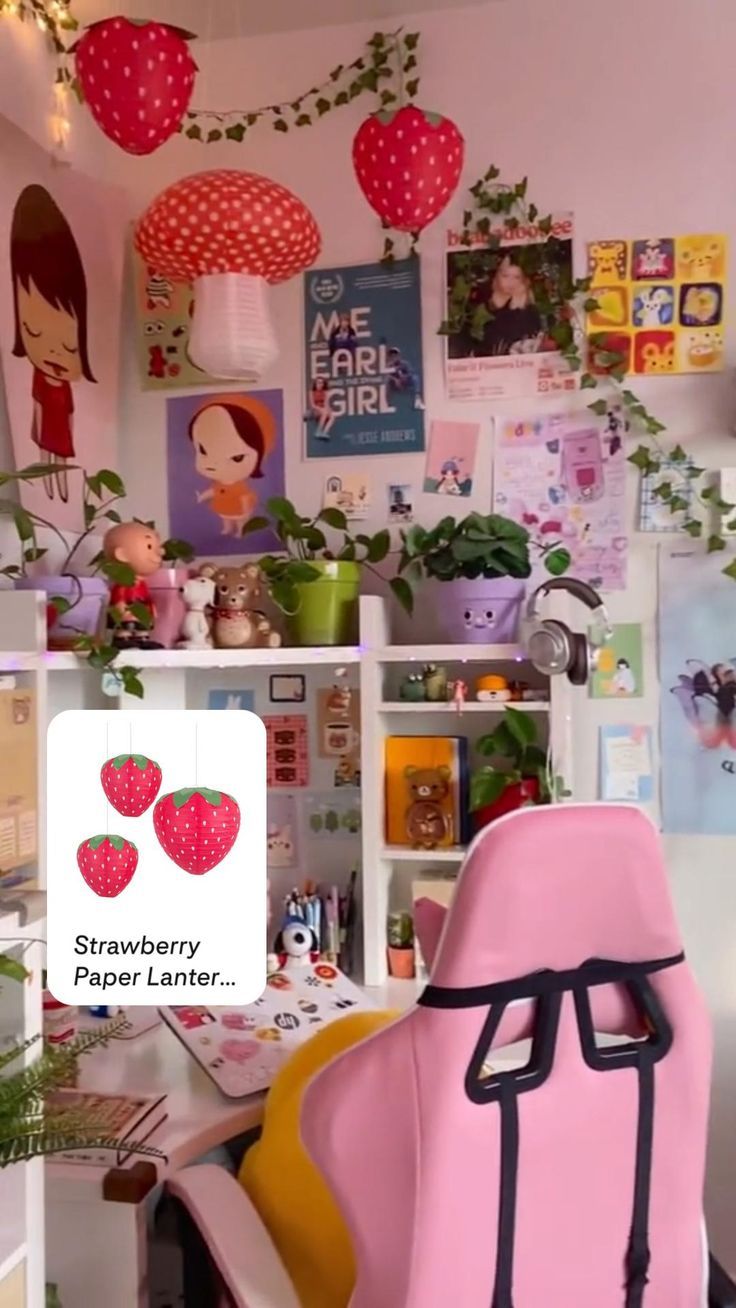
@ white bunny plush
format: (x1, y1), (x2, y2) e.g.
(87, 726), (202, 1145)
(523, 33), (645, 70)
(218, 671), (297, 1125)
(178, 573), (215, 649)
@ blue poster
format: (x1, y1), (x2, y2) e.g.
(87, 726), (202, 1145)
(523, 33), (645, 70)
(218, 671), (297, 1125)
(303, 259), (425, 459)
(660, 546), (736, 834)
(208, 690), (255, 711)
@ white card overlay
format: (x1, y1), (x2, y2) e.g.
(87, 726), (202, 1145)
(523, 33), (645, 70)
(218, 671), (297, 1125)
(47, 710), (266, 1005)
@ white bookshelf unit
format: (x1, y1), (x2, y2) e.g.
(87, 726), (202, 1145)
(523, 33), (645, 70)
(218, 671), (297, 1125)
(0, 589), (575, 997)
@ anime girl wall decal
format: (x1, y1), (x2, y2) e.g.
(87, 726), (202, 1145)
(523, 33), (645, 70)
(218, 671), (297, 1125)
(10, 184), (95, 502)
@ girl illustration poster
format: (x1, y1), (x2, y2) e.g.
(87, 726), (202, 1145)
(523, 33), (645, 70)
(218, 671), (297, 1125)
(660, 546), (736, 835)
(10, 185), (94, 502)
(166, 390), (285, 556)
(0, 115), (124, 531)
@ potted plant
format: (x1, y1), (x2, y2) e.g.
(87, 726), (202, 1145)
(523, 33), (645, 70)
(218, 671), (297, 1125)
(469, 705), (551, 831)
(244, 497), (393, 646)
(387, 910), (415, 979)
(393, 512), (570, 641)
(0, 957), (162, 1165)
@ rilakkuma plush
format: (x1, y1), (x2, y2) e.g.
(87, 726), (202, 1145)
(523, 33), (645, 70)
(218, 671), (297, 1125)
(199, 562), (281, 649)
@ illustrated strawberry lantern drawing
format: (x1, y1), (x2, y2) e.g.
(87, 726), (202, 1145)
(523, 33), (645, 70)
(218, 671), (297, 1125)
(153, 786), (241, 875)
(352, 104), (464, 233)
(73, 17), (197, 156)
(134, 170), (321, 381)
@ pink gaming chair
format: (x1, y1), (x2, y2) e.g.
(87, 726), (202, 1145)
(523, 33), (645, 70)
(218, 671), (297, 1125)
(168, 805), (736, 1308)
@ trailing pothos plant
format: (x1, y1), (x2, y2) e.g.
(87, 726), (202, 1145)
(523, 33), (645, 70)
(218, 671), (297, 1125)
(393, 512), (569, 615)
(0, 463), (193, 698)
(243, 497), (394, 614)
(441, 168), (733, 574)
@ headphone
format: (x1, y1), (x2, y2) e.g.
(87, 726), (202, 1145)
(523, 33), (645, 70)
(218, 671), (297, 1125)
(523, 577), (612, 686)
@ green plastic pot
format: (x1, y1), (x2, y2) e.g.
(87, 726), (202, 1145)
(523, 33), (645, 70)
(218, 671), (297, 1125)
(285, 560), (361, 646)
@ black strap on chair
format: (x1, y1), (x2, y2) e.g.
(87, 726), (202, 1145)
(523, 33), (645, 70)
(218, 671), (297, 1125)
(419, 951), (684, 1308)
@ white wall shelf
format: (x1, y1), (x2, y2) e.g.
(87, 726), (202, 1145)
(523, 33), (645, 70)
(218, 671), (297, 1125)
(382, 845), (467, 863)
(44, 645), (362, 671)
(380, 701), (550, 714)
(375, 644), (528, 664)
(0, 590), (576, 995)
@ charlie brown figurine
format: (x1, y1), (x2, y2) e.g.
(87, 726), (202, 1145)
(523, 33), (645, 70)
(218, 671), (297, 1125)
(102, 521), (164, 649)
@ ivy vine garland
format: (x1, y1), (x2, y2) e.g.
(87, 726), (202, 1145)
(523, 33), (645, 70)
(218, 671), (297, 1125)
(441, 167), (735, 575)
(182, 29), (420, 143)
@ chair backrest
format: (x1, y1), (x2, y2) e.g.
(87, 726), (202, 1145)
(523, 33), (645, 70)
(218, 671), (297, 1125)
(302, 804), (712, 1308)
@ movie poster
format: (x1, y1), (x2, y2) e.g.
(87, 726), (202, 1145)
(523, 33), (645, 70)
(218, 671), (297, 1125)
(303, 259), (425, 460)
(444, 213), (576, 402)
(660, 546), (736, 834)
(166, 390), (284, 556)
(0, 115), (126, 532)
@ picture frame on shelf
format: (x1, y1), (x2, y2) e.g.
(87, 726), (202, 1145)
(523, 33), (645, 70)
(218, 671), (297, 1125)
(269, 674), (306, 703)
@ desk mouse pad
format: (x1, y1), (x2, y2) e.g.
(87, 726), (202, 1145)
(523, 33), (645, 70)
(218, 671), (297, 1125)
(159, 963), (375, 1097)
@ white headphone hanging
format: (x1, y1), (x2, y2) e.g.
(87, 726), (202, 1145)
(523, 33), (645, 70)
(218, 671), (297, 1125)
(523, 577), (612, 686)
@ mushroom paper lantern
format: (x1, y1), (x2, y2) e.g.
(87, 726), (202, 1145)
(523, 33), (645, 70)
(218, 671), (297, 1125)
(134, 171), (321, 381)
(73, 17), (197, 156)
(352, 104), (464, 234)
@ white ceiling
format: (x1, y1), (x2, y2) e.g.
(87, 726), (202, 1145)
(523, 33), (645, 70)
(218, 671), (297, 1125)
(73, 0), (494, 39)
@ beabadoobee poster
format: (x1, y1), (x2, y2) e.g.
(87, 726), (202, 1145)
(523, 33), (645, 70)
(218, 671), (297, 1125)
(303, 259), (425, 459)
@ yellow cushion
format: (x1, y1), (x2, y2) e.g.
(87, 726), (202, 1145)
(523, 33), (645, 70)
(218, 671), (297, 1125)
(239, 1009), (397, 1308)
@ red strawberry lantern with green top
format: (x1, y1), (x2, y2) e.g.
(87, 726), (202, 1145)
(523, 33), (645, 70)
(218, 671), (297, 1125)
(72, 17), (197, 156)
(153, 787), (240, 875)
(77, 834), (138, 898)
(352, 104), (464, 233)
(101, 754), (162, 817)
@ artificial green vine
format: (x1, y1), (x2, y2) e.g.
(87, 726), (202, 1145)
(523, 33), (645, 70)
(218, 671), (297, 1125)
(442, 167), (734, 573)
(0, 0), (76, 53)
(183, 28), (420, 143)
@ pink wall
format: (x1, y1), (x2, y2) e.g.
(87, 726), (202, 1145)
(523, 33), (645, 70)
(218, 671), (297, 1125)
(2, 0), (735, 1262)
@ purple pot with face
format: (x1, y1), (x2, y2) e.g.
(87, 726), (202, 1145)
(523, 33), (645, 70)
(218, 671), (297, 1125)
(440, 577), (527, 644)
(15, 575), (107, 647)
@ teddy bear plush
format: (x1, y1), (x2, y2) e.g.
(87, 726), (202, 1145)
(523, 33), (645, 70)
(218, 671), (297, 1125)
(198, 563), (282, 649)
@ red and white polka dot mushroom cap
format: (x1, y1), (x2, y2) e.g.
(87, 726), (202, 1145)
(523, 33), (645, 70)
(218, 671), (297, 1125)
(134, 169), (322, 284)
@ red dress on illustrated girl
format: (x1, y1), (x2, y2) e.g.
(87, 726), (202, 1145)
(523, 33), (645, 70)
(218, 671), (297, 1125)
(32, 367), (75, 458)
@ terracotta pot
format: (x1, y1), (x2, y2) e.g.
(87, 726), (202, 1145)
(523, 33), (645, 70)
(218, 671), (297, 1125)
(472, 778), (541, 833)
(387, 945), (415, 979)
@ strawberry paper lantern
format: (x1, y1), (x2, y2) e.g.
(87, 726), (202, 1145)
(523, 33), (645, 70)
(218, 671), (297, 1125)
(153, 786), (241, 875)
(73, 17), (197, 156)
(77, 834), (138, 898)
(352, 104), (464, 233)
(134, 170), (321, 380)
(101, 754), (162, 817)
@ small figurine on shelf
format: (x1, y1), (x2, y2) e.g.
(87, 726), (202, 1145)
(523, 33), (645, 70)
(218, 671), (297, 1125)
(199, 562), (281, 649)
(178, 573), (215, 649)
(273, 915), (320, 969)
(423, 663), (448, 702)
(507, 679), (529, 703)
(476, 674), (512, 703)
(103, 521), (165, 649)
(450, 678), (468, 712)
(399, 672), (426, 702)
(405, 764), (451, 849)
